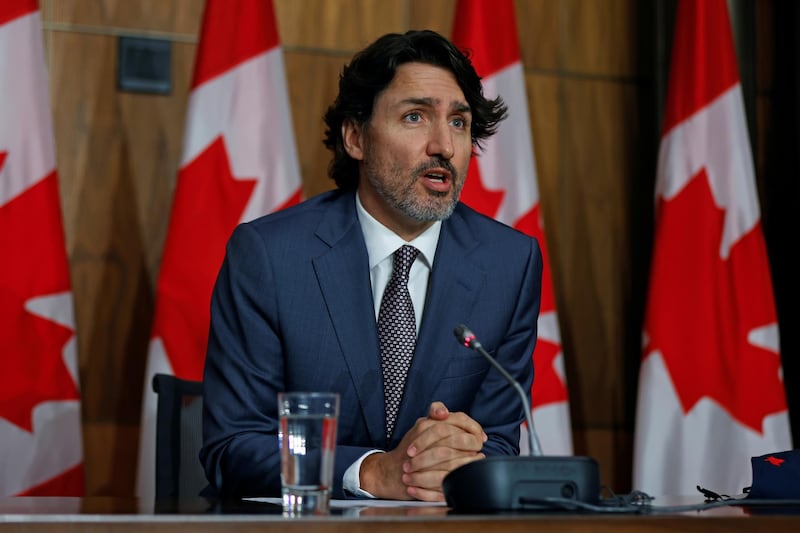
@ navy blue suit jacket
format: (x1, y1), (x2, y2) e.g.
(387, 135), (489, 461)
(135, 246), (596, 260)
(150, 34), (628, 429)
(200, 189), (542, 499)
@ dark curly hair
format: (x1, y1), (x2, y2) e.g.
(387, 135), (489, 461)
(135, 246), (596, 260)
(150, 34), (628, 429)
(322, 29), (508, 190)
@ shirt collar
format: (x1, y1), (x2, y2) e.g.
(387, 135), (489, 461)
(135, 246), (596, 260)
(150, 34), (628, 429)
(355, 192), (441, 270)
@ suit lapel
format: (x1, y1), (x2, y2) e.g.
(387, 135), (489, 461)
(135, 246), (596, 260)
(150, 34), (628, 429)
(312, 198), (486, 446)
(312, 193), (386, 444)
(395, 208), (485, 434)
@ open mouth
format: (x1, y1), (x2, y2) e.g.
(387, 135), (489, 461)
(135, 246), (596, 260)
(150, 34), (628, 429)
(422, 168), (452, 192)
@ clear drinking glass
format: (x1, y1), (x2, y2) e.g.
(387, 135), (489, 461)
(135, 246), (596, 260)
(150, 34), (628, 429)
(278, 391), (339, 515)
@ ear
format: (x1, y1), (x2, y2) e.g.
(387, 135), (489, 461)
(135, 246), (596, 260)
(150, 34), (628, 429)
(342, 118), (365, 161)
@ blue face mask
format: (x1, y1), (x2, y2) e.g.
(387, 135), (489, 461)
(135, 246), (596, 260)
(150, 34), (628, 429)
(746, 449), (800, 500)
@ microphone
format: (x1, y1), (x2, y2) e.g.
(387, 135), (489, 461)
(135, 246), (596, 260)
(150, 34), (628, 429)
(442, 324), (601, 512)
(454, 324), (543, 456)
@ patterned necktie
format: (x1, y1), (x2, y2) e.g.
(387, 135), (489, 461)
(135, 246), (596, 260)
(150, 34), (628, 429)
(378, 245), (421, 439)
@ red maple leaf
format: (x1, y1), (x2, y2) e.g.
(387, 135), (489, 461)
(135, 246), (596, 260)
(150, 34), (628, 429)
(643, 168), (785, 433)
(515, 204), (567, 406)
(152, 136), (303, 380)
(514, 203), (556, 315)
(529, 336), (566, 406)
(0, 170), (77, 432)
(461, 158), (567, 406)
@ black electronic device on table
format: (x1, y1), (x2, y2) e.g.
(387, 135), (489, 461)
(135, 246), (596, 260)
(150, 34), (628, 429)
(443, 325), (601, 512)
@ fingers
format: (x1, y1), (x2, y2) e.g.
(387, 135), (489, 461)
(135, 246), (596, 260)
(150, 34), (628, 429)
(405, 449), (485, 476)
(407, 427), (484, 461)
(406, 484), (446, 502)
(433, 409), (485, 439)
(364, 404), (488, 501)
(400, 408), (488, 495)
(359, 448), (417, 500)
(406, 412), (487, 459)
(405, 442), (486, 476)
(402, 453), (486, 501)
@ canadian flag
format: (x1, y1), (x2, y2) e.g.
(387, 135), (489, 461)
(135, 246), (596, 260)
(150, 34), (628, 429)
(633, 0), (791, 496)
(451, 0), (572, 455)
(0, 1), (84, 496)
(136, 0), (302, 501)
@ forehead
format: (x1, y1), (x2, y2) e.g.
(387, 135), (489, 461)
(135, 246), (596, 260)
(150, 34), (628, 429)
(380, 62), (468, 108)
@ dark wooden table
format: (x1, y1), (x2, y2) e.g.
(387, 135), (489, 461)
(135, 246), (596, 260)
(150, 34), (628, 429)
(1, 496), (798, 532)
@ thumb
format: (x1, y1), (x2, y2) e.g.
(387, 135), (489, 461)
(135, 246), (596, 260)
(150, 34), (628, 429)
(428, 401), (449, 420)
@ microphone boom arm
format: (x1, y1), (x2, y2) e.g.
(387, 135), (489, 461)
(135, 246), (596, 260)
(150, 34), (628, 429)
(454, 324), (543, 456)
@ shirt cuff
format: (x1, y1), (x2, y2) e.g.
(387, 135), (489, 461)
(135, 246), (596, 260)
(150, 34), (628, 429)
(343, 449), (383, 498)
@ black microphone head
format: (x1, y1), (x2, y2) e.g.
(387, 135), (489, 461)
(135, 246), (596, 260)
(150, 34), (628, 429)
(453, 324), (469, 343)
(454, 324), (478, 349)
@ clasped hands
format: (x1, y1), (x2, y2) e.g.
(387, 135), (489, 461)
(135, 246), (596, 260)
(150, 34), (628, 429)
(360, 401), (487, 501)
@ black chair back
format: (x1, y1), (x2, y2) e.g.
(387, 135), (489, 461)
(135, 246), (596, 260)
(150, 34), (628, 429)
(152, 373), (206, 500)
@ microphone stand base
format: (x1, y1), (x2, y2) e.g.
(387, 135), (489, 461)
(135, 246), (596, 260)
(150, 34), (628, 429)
(442, 455), (601, 512)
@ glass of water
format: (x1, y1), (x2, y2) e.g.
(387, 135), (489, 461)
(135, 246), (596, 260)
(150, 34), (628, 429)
(278, 391), (339, 515)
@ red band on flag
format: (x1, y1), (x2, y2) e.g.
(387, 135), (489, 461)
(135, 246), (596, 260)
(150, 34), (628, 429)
(0, 0), (38, 26)
(452, 0), (520, 78)
(16, 464), (84, 497)
(192, 0), (281, 88)
(661, 0), (741, 134)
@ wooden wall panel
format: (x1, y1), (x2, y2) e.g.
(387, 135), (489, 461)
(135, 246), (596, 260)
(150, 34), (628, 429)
(559, 77), (640, 465)
(409, 0), (453, 34)
(562, 0), (640, 76)
(554, 0), (647, 491)
(119, 43), (197, 277)
(754, 0), (772, 188)
(82, 423), (140, 497)
(276, 0), (406, 51)
(575, 427), (634, 494)
(44, 1), (202, 496)
(47, 0), (202, 35)
(516, 0), (560, 70)
(525, 72), (561, 289)
(283, 52), (344, 199)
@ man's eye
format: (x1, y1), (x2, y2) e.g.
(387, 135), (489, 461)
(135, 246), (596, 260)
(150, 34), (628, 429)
(451, 117), (468, 129)
(405, 112), (422, 122)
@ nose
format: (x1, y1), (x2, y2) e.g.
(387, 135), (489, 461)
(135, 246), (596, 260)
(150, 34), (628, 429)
(427, 122), (455, 160)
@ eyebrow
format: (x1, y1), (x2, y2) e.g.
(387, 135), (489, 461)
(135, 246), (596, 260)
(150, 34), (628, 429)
(401, 97), (471, 114)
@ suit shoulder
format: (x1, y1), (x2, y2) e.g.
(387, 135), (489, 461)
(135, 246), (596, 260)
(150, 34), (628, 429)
(453, 202), (537, 246)
(236, 189), (349, 236)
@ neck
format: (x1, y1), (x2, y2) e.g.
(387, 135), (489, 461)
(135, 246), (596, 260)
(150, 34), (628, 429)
(357, 190), (434, 241)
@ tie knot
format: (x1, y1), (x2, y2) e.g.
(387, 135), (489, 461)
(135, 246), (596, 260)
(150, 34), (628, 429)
(393, 245), (419, 280)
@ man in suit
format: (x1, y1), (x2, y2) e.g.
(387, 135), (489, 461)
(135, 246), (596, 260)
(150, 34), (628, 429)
(200, 29), (543, 502)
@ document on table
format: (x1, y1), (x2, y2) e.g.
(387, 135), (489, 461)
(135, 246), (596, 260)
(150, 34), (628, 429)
(246, 497), (446, 508)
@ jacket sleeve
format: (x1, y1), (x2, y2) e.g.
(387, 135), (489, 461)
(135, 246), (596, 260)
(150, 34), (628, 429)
(200, 223), (285, 498)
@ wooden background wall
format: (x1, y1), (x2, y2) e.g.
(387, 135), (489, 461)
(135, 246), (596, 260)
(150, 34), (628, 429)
(36, 0), (798, 496)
